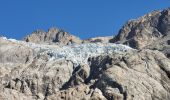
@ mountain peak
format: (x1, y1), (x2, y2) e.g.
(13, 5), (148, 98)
(112, 8), (170, 49)
(24, 27), (82, 45)
(1, 8), (170, 100)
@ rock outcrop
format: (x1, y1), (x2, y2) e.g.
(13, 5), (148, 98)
(83, 36), (113, 43)
(24, 28), (82, 45)
(1, 35), (170, 100)
(1, 7), (170, 100)
(112, 8), (170, 54)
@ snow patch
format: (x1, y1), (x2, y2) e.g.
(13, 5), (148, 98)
(1, 37), (7, 40)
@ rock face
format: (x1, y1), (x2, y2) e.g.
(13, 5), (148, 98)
(112, 8), (170, 54)
(24, 28), (82, 45)
(83, 36), (113, 43)
(1, 8), (170, 100)
(1, 35), (170, 100)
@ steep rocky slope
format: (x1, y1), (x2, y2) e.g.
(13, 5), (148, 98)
(1, 35), (170, 100)
(1, 8), (170, 100)
(112, 8), (170, 58)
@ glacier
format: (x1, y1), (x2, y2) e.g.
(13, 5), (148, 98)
(44, 43), (132, 66)
(1, 37), (133, 66)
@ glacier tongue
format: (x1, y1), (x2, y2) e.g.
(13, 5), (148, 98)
(1, 37), (133, 66)
(41, 43), (132, 66)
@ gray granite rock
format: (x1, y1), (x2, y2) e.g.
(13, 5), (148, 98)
(1, 8), (170, 100)
(112, 8), (170, 49)
(24, 27), (82, 45)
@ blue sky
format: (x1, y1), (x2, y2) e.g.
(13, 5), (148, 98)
(0, 0), (170, 39)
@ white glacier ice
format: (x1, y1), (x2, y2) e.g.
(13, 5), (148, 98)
(40, 43), (132, 66)
(1, 37), (133, 66)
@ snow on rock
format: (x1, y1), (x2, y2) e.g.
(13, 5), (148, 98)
(1, 37), (7, 40)
(1, 37), (133, 66)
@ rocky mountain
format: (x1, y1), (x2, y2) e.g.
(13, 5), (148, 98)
(111, 8), (170, 58)
(24, 28), (82, 45)
(1, 8), (170, 100)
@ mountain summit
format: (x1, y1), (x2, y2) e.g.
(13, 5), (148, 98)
(1, 8), (170, 100)
(112, 8), (170, 57)
(24, 27), (82, 45)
